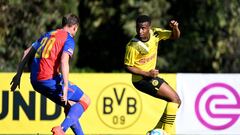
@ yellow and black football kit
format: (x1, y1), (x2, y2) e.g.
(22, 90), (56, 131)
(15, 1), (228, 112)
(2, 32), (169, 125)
(124, 27), (172, 97)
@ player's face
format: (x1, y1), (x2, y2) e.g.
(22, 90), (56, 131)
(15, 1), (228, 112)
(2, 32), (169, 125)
(136, 22), (150, 42)
(71, 24), (79, 37)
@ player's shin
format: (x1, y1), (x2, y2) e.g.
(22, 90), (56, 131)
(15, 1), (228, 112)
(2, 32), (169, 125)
(162, 102), (179, 135)
(154, 110), (166, 129)
(70, 121), (84, 135)
(64, 104), (84, 135)
(61, 103), (84, 131)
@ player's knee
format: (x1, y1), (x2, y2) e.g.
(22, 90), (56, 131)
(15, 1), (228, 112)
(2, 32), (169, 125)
(172, 96), (181, 107)
(79, 94), (91, 111)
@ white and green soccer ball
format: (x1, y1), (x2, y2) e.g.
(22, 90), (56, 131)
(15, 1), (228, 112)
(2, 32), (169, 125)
(148, 129), (168, 135)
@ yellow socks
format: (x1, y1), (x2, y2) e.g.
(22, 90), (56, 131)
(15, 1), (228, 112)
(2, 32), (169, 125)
(163, 102), (178, 134)
(155, 102), (179, 135)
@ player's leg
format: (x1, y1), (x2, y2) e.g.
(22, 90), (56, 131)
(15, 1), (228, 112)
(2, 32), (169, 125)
(132, 78), (165, 134)
(34, 77), (90, 135)
(31, 79), (66, 135)
(61, 98), (90, 135)
(69, 94), (90, 135)
(61, 101), (84, 134)
(60, 83), (90, 134)
(132, 77), (181, 134)
(63, 102), (83, 135)
(156, 82), (181, 104)
(53, 96), (89, 135)
(155, 81), (181, 135)
(70, 121), (83, 135)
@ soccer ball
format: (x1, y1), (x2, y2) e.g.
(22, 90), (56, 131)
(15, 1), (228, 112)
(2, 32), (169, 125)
(148, 129), (168, 135)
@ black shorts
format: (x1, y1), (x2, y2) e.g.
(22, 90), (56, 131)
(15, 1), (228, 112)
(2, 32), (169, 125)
(132, 77), (166, 97)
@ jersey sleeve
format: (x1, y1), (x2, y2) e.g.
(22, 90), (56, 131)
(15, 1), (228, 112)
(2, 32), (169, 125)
(153, 28), (172, 41)
(32, 32), (50, 50)
(124, 44), (139, 66)
(63, 35), (75, 57)
(31, 41), (40, 50)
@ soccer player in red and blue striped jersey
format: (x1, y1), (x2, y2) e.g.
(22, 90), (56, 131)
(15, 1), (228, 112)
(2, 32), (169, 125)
(10, 14), (90, 135)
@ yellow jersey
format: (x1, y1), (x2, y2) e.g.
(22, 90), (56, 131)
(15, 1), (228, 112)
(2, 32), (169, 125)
(124, 27), (172, 82)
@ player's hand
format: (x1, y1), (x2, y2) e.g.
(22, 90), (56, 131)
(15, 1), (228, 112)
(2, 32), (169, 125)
(148, 69), (159, 78)
(169, 20), (179, 29)
(61, 86), (68, 105)
(10, 74), (21, 92)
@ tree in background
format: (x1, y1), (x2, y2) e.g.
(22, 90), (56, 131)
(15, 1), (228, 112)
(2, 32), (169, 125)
(0, 0), (78, 71)
(0, 0), (240, 73)
(77, 0), (170, 72)
(163, 0), (240, 72)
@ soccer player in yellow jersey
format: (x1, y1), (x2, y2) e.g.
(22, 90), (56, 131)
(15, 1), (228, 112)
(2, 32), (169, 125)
(124, 15), (181, 135)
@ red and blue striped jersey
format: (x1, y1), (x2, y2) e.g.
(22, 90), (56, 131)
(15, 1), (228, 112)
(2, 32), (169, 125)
(30, 29), (75, 81)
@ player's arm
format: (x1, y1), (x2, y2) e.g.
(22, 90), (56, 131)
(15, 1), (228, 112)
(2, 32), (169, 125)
(124, 44), (159, 78)
(61, 36), (75, 105)
(61, 52), (70, 105)
(10, 46), (36, 91)
(125, 66), (159, 78)
(169, 20), (180, 40)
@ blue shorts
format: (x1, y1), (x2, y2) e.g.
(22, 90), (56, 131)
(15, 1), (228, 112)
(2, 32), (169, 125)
(31, 75), (84, 106)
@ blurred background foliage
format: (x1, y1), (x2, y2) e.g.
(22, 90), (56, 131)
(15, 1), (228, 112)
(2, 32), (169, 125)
(0, 0), (240, 73)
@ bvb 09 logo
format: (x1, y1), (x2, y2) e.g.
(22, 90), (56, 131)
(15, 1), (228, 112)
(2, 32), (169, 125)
(96, 83), (142, 129)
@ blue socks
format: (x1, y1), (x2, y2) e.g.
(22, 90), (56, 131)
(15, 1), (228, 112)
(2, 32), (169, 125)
(71, 121), (83, 135)
(61, 103), (84, 134)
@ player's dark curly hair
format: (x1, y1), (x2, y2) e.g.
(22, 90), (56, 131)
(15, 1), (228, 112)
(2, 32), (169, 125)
(136, 15), (151, 24)
(62, 14), (80, 27)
